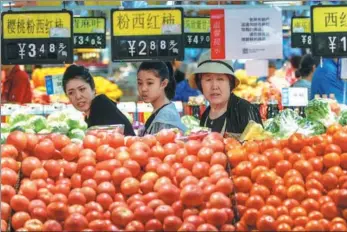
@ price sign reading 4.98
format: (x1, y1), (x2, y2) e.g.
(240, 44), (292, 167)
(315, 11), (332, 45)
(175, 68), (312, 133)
(111, 8), (184, 61)
(311, 5), (347, 57)
(1, 11), (73, 65)
(74, 17), (106, 49)
(184, 17), (210, 48)
(291, 17), (312, 48)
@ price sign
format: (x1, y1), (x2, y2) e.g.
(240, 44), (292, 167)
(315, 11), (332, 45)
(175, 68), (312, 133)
(74, 17), (106, 49)
(184, 17), (210, 48)
(282, 87), (309, 107)
(311, 5), (347, 57)
(291, 17), (312, 48)
(1, 11), (73, 65)
(111, 8), (184, 61)
(45, 73), (64, 95)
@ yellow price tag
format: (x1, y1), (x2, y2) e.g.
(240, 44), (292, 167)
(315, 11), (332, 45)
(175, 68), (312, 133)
(85, 0), (121, 6)
(292, 17), (311, 33)
(74, 17), (106, 34)
(36, 1), (61, 6)
(2, 11), (72, 39)
(312, 6), (347, 33)
(112, 8), (183, 36)
(184, 17), (210, 33)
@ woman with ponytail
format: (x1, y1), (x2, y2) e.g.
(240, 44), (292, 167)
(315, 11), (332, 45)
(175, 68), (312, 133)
(293, 54), (320, 100)
(137, 61), (187, 135)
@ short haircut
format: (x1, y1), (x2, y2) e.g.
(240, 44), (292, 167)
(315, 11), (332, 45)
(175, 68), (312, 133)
(62, 64), (95, 93)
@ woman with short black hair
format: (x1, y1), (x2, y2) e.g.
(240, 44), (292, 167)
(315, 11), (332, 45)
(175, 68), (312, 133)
(63, 64), (135, 136)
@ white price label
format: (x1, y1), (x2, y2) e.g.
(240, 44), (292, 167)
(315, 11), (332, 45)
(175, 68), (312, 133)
(282, 87), (308, 107)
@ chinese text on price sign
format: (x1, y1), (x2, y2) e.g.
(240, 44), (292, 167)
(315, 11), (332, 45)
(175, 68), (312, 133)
(1, 11), (73, 64)
(184, 17), (210, 48)
(291, 17), (312, 48)
(111, 8), (184, 61)
(311, 5), (347, 57)
(74, 17), (106, 48)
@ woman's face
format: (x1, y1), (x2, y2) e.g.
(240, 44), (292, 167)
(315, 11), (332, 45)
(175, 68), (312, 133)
(201, 73), (231, 106)
(137, 70), (167, 103)
(65, 78), (95, 113)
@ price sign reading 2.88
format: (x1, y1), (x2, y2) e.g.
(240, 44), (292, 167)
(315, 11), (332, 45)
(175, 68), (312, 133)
(111, 8), (184, 61)
(1, 11), (73, 65)
(73, 17), (106, 49)
(291, 17), (312, 48)
(311, 5), (347, 57)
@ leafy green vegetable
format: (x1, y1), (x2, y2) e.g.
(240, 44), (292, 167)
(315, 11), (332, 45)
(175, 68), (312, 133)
(25, 129), (36, 134)
(263, 119), (279, 134)
(264, 109), (302, 139)
(1, 123), (10, 133)
(1, 133), (9, 144)
(9, 111), (30, 125)
(297, 118), (326, 136)
(10, 121), (32, 132)
(339, 110), (347, 126)
(49, 122), (70, 134)
(181, 115), (200, 129)
(68, 129), (85, 140)
(29, 116), (48, 133)
(305, 99), (337, 127)
(47, 111), (67, 122)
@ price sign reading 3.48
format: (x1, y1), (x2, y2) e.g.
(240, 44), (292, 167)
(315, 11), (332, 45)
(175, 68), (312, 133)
(291, 17), (312, 48)
(74, 17), (106, 49)
(1, 11), (73, 64)
(311, 5), (347, 57)
(111, 8), (184, 61)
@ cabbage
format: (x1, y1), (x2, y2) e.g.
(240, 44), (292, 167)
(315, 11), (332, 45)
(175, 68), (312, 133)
(305, 99), (337, 128)
(1, 133), (9, 144)
(68, 129), (85, 140)
(77, 120), (88, 131)
(29, 116), (48, 133)
(339, 110), (347, 126)
(47, 111), (68, 122)
(297, 118), (326, 136)
(1, 123), (10, 133)
(49, 121), (70, 134)
(10, 121), (32, 132)
(9, 111), (30, 125)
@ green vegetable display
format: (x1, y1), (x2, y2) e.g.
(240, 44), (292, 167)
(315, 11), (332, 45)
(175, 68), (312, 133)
(6, 109), (87, 140)
(181, 115), (200, 130)
(305, 99), (337, 128)
(339, 110), (347, 126)
(297, 118), (326, 136)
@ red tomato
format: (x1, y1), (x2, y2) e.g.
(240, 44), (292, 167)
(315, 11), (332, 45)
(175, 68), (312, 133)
(22, 157), (42, 177)
(108, 133), (125, 148)
(145, 219), (163, 231)
(51, 134), (70, 151)
(180, 184), (204, 207)
(64, 213), (88, 231)
(7, 131), (27, 151)
(333, 130), (347, 152)
(1, 167), (18, 187)
(47, 202), (69, 221)
(42, 220), (62, 231)
(11, 212), (31, 230)
(158, 184), (180, 205)
(1, 144), (18, 159)
(163, 216), (183, 231)
(111, 206), (134, 227)
(156, 129), (176, 145)
(34, 139), (55, 160)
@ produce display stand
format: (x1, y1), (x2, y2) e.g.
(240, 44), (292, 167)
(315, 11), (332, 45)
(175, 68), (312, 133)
(2, 1), (347, 232)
